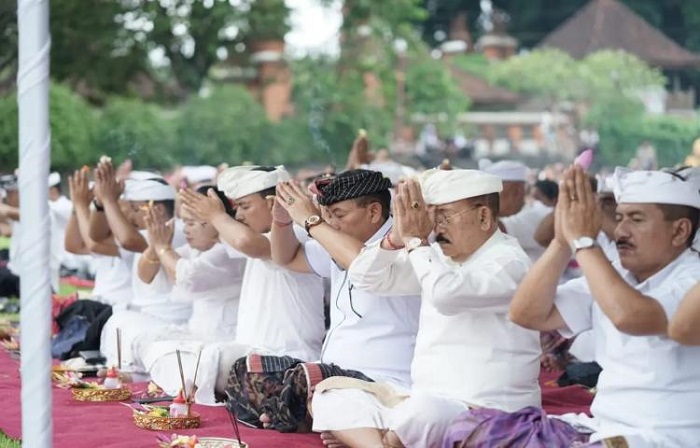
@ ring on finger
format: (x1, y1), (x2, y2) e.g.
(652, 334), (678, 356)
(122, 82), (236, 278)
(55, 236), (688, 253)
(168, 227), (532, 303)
(287, 197), (296, 205)
(411, 201), (421, 209)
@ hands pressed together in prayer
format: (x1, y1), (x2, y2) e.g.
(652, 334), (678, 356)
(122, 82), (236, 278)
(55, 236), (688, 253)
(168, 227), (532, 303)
(392, 180), (433, 247)
(68, 167), (93, 208)
(554, 165), (602, 248)
(93, 160), (124, 205)
(275, 181), (321, 227)
(179, 188), (226, 222)
(144, 204), (174, 252)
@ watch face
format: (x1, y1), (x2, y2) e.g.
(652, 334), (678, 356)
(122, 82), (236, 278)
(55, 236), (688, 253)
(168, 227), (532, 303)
(307, 215), (321, 225)
(573, 236), (595, 250)
(407, 237), (423, 250)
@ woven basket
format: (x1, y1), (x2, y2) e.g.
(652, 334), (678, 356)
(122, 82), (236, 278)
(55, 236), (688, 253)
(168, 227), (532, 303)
(133, 411), (201, 431)
(71, 387), (132, 402)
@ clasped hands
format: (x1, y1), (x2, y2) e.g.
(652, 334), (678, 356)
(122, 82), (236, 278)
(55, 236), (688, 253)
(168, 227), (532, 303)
(554, 165), (602, 248)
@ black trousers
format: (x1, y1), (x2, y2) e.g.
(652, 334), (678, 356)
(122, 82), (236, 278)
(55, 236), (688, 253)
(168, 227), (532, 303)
(55, 299), (113, 355)
(0, 266), (19, 298)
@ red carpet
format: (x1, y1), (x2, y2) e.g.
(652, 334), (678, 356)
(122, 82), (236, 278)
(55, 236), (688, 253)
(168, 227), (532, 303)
(0, 350), (592, 446)
(0, 350), (323, 448)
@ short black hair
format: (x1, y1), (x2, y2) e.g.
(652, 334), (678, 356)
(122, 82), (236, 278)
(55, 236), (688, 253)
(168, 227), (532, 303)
(534, 180), (558, 202)
(154, 200), (175, 219)
(354, 189), (392, 220)
(251, 166), (278, 199)
(467, 193), (500, 220)
(197, 185), (236, 217)
(657, 203), (699, 247)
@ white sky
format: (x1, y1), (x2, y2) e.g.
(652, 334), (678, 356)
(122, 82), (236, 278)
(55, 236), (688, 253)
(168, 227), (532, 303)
(285, 0), (342, 57)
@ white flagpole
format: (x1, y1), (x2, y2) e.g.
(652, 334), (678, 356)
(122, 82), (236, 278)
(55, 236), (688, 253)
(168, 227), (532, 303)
(17, 0), (53, 446)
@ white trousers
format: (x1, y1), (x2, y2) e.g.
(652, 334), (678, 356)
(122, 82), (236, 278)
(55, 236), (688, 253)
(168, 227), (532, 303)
(312, 386), (470, 448)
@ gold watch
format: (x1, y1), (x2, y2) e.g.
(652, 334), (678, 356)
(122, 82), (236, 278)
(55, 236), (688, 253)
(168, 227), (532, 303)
(304, 215), (324, 237)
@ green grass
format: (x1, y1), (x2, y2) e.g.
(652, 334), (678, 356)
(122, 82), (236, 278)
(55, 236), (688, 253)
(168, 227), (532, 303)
(0, 430), (20, 448)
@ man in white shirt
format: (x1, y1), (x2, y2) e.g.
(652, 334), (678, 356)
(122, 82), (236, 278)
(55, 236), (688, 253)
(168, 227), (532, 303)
(179, 165), (326, 361)
(480, 159), (552, 262)
(94, 161), (190, 369)
(510, 166), (700, 447)
(237, 169), (420, 433)
(0, 172), (77, 295)
(314, 169), (541, 448)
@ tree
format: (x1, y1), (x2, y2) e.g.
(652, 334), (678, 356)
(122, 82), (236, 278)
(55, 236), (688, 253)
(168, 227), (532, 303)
(96, 98), (175, 169)
(0, 83), (97, 171)
(175, 85), (268, 165)
(1, 0), (150, 100)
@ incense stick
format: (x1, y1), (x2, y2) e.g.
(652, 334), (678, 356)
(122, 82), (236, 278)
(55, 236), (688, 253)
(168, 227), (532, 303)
(116, 328), (122, 371)
(189, 348), (203, 402)
(226, 404), (242, 445)
(175, 349), (187, 398)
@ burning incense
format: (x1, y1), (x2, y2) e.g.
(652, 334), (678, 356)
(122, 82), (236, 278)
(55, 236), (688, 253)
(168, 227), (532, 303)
(175, 350), (187, 397)
(188, 348), (203, 402)
(226, 402), (242, 445)
(116, 328), (122, 371)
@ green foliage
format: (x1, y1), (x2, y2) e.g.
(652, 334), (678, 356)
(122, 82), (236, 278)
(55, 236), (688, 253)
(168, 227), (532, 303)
(0, 430), (20, 448)
(287, 57), (392, 167)
(0, 83), (97, 171)
(175, 85), (267, 165)
(489, 48), (580, 101)
(405, 52), (471, 126)
(245, 0), (291, 41)
(133, 0), (249, 94)
(597, 115), (700, 168)
(449, 53), (491, 78)
(96, 98), (175, 169)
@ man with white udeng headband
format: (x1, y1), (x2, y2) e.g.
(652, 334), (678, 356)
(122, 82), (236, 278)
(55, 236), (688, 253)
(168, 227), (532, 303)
(312, 169), (540, 448)
(99, 175), (190, 371)
(180, 165), (325, 362)
(510, 166), (700, 447)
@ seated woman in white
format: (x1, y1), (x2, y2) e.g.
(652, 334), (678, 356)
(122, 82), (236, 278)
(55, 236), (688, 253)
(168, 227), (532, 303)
(134, 186), (247, 404)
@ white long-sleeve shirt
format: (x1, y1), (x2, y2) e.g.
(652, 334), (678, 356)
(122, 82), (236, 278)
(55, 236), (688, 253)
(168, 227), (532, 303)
(348, 230), (542, 412)
(173, 243), (246, 340)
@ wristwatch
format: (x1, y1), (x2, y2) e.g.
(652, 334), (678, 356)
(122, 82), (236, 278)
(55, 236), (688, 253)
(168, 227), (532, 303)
(304, 215), (324, 237)
(571, 236), (597, 254)
(406, 237), (427, 254)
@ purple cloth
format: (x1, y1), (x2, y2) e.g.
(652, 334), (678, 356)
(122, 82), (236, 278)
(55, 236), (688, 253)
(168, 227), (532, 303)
(442, 406), (589, 448)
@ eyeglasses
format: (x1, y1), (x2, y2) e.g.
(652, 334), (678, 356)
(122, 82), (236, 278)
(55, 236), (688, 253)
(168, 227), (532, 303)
(434, 205), (481, 227)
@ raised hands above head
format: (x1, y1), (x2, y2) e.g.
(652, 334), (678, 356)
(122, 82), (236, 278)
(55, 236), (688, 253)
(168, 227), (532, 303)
(179, 187), (226, 223)
(94, 159), (124, 204)
(275, 180), (321, 227)
(68, 167), (93, 207)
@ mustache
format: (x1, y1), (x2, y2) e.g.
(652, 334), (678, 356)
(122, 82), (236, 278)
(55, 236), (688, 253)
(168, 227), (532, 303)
(435, 234), (450, 243)
(615, 238), (634, 249)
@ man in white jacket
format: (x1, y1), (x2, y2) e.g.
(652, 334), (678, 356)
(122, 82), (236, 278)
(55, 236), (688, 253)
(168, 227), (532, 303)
(312, 169), (541, 448)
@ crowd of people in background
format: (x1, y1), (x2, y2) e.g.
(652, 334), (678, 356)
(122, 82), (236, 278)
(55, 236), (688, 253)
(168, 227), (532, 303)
(0, 132), (698, 448)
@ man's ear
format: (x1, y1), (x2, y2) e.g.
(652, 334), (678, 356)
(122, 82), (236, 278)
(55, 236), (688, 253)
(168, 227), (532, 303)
(369, 201), (383, 224)
(265, 195), (275, 211)
(671, 218), (693, 248)
(479, 206), (493, 231)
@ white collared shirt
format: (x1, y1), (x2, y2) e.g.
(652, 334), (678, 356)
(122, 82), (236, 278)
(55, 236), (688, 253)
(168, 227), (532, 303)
(555, 250), (700, 446)
(348, 230), (542, 411)
(232, 226), (326, 361)
(305, 218), (421, 387)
